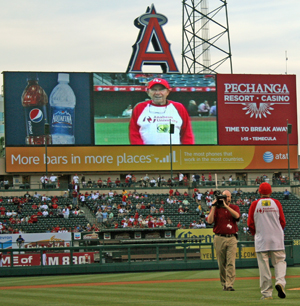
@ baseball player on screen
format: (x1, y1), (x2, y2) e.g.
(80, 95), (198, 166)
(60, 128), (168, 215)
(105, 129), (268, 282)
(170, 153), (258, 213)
(129, 78), (195, 145)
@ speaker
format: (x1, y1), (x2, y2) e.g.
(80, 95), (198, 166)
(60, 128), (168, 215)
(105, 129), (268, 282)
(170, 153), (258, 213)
(44, 123), (50, 135)
(170, 124), (174, 134)
(287, 123), (292, 134)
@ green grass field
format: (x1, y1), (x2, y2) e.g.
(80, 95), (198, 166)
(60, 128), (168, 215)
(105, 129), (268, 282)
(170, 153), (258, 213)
(94, 120), (217, 145)
(1, 267), (300, 306)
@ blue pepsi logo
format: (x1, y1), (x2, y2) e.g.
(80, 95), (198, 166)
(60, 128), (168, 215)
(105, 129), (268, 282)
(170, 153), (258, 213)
(29, 108), (43, 123)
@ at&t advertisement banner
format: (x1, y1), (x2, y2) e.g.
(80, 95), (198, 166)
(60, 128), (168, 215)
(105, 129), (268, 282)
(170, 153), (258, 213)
(6, 145), (298, 172)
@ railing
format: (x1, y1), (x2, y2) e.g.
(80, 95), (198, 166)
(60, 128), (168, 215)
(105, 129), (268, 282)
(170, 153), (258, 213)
(0, 178), (294, 192)
(0, 240), (294, 268)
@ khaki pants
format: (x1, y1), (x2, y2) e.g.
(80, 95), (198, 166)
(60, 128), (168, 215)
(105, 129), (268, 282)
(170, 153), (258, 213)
(214, 235), (237, 288)
(256, 250), (286, 298)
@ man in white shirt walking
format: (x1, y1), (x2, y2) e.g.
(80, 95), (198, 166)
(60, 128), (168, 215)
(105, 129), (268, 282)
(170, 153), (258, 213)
(248, 182), (286, 300)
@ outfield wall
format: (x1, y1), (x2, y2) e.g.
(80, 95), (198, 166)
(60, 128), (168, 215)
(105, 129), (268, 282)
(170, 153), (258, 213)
(0, 241), (296, 277)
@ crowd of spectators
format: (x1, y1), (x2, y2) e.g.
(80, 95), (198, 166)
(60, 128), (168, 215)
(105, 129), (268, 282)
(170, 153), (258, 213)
(86, 187), (206, 230)
(0, 190), (86, 234)
(0, 177), (292, 236)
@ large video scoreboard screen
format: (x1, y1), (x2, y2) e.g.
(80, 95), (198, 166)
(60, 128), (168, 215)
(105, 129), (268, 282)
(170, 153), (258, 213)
(93, 73), (217, 145)
(3, 72), (298, 172)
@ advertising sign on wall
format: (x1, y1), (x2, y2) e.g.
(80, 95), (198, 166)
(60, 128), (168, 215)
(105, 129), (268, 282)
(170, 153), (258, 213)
(4, 72), (92, 146)
(217, 74), (297, 145)
(6, 145), (298, 172)
(0, 233), (71, 249)
(1, 252), (95, 267)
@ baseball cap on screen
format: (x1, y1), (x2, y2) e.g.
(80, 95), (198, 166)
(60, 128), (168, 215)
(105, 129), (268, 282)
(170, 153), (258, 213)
(147, 78), (171, 90)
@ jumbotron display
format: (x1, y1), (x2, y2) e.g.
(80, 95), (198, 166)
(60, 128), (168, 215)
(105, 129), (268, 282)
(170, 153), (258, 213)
(3, 72), (298, 172)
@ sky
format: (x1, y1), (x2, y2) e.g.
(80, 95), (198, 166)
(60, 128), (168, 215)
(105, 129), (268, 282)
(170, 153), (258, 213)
(1, 0), (300, 139)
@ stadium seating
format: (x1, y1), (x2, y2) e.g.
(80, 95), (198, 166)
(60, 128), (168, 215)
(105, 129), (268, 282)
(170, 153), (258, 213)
(0, 190), (299, 243)
(0, 196), (89, 233)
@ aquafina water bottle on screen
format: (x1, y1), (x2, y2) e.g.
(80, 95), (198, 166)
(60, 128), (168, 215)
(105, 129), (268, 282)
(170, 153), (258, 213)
(50, 73), (76, 144)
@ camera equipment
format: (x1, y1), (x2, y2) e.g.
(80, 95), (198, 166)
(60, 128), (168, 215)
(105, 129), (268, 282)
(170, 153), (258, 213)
(212, 190), (227, 208)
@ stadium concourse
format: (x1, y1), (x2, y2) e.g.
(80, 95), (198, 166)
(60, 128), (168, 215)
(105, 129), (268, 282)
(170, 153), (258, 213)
(0, 179), (299, 242)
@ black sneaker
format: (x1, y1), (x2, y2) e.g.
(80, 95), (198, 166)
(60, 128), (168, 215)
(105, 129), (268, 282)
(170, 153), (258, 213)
(226, 287), (235, 291)
(275, 284), (286, 299)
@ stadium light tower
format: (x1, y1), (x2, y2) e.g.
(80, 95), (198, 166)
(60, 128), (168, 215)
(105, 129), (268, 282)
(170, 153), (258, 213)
(182, 0), (233, 74)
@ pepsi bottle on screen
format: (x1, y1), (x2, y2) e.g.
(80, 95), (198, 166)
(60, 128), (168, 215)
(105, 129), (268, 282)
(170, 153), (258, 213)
(50, 73), (76, 144)
(22, 73), (51, 145)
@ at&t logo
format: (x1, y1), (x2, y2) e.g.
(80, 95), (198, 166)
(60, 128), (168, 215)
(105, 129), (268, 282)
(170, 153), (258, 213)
(263, 151), (274, 163)
(263, 151), (288, 163)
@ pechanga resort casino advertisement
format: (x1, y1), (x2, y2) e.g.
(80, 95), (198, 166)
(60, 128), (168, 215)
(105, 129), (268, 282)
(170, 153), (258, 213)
(217, 74), (297, 146)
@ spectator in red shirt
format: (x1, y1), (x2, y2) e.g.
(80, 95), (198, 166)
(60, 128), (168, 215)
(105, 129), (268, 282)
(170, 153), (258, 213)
(115, 178), (121, 187)
(13, 197), (20, 205)
(134, 211), (139, 220)
(10, 217), (16, 224)
(72, 190), (78, 206)
(92, 224), (99, 231)
(31, 214), (38, 223)
(122, 194), (127, 205)
(157, 219), (164, 227)
(53, 225), (60, 232)
(32, 203), (38, 210)
(107, 177), (112, 188)
(183, 175), (189, 186)
(124, 177), (130, 187)
(148, 218), (154, 228)
(178, 206), (184, 214)
(97, 178), (103, 188)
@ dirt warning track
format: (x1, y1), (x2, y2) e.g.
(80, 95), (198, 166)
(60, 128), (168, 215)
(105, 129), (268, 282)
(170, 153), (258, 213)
(0, 275), (299, 290)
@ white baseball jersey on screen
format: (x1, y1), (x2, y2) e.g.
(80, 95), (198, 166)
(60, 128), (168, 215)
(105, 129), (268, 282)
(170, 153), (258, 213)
(129, 100), (194, 144)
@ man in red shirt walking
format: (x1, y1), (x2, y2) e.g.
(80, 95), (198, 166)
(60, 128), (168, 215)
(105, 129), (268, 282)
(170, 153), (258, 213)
(207, 190), (240, 291)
